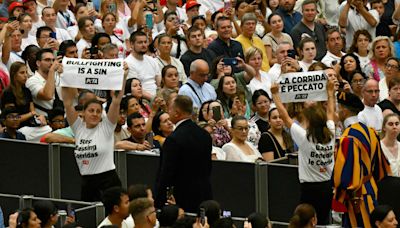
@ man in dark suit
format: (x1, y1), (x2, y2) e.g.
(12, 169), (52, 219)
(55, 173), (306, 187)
(155, 95), (212, 212)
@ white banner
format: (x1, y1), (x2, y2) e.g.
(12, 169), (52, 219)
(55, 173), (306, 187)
(278, 70), (327, 103)
(61, 57), (124, 90)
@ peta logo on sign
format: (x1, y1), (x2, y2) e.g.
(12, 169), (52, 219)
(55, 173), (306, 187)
(295, 94), (308, 99)
(85, 78), (99, 85)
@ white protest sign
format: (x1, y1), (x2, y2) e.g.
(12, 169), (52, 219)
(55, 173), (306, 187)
(61, 57), (124, 90)
(278, 70), (327, 103)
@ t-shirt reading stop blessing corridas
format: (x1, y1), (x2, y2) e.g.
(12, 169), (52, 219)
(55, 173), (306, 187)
(290, 120), (335, 183)
(71, 117), (117, 175)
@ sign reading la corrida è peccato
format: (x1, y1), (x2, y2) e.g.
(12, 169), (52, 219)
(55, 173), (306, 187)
(278, 70), (328, 103)
(60, 57), (124, 90)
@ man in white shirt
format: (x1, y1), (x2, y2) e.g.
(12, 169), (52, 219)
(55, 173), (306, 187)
(98, 187), (130, 228)
(25, 49), (62, 116)
(339, 0), (379, 49)
(41, 6), (72, 42)
(358, 79), (383, 132)
(125, 31), (161, 100)
(321, 29), (346, 67)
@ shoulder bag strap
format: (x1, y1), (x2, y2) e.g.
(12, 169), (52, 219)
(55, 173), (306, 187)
(186, 82), (202, 104)
(262, 131), (282, 158)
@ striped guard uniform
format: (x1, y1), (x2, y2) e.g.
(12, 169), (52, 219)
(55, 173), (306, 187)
(332, 122), (392, 228)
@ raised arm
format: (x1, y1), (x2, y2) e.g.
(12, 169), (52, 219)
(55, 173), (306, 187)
(107, 62), (128, 124)
(354, 0), (377, 27)
(36, 57), (61, 100)
(326, 77), (336, 122)
(2, 21), (19, 65)
(61, 87), (79, 126)
(236, 57), (256, 83)
(270, 83), (294, 128)
(338, 0), (351, 28)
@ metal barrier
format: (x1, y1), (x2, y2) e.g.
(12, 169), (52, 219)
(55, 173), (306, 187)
(1, 139), (399, 225)
(0, 193), (104, 227)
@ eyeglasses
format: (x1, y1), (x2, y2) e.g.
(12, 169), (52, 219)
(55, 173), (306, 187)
(6, 114), (21, 120)
(385, 63), (399, 70)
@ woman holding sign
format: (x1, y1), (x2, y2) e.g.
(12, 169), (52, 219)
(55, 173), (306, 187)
(270, 77), (336, 225)
(61, 63), (128, 202)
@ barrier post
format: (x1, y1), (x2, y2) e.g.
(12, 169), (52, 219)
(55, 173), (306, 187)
(95, 202), (106, 224)
(49, 144), (61, 199)
(255, 162), (269, 216)
(19, 195), (33, 208)
(114, 150), (127, 189)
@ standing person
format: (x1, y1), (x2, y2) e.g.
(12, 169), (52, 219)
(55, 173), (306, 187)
(61, 64), (127, 202)
(321, 29), (346, 67)
(339, 0), (379, 49)
(125, 31), (161, 100)
(380, 113), (400, 177)
(180, 26), (215, 77)
(235, 13), (270, 72)
(358, 79), (383, 132)
(156, 95), (212, 212)
(97, 187), (130, 228)
(275, 0), (302, 34)
(297, 37), (317, 72)
(290, 0), (326, 60)
(270, 76), (336, 225)
(333, 91), (392, 228)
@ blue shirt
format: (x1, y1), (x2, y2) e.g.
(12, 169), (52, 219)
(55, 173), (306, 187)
(276, 7), (303, 34)
(178, 78), (217, 108)
(0, 131), (26, 140)
(208, 37), (244, 73)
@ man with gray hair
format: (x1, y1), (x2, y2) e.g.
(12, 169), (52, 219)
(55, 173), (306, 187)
(268, 42), (302, 80)
(178, 59), (216, 108)
(100, 43), (119, 59)
(236, 13), (270, 72)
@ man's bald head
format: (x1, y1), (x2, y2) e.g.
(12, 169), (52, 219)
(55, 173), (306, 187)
(189, 59), (210, 85)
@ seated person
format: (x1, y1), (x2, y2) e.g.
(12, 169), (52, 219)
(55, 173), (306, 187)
(152, 111), (174, 146)
(222, 116), (262, 162)
(47, 108), (65, 131)
(114, 108), (131, 143)
(115, 112), (160, 151)
(0, 106), (26, 140)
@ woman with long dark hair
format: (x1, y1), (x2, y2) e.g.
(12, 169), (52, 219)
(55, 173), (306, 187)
(258, 108), (294, 161)
(250, 89), (271, 133)
(271, 76), (336, 225)
(124, 78), (151, 118)
(16, 208), (41, 228)
(1, 62), (43, 127)
(151, 111), (174, 146)
(339, 53), (362, 82)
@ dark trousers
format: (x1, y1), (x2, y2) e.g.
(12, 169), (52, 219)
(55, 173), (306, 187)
(300, 180), (332, 225)
(81, 169), (122, 202)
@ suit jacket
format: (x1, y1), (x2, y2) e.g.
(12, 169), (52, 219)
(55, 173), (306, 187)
(155, 119), (213, 212)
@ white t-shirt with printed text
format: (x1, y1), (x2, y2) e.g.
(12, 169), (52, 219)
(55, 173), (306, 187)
(291, 120), (335, 183)
(71, 117), (116, 175)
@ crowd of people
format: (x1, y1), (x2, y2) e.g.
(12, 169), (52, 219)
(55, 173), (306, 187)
(0, 0), (400, 226)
